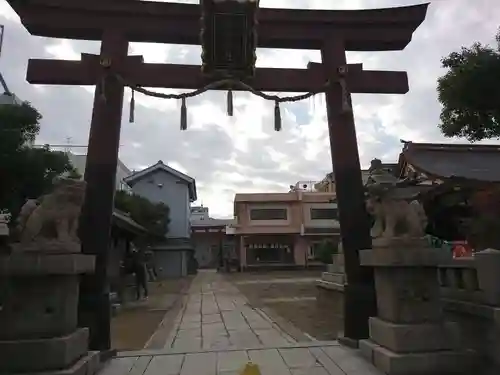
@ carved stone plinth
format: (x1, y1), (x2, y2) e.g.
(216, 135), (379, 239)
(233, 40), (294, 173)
(0, 251), (100, 374)
(358, 238), (475, 375)
(316, 254), (346, 292)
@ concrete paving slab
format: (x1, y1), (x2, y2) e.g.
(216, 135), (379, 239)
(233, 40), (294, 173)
(102, 270), (380, 375)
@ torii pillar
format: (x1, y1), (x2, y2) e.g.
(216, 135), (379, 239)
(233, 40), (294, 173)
(322, 38), (376, 343)
(78, 31), (128, 351)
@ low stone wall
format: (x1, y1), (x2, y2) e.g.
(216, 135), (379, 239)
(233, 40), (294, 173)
(438, 250), (500, 369)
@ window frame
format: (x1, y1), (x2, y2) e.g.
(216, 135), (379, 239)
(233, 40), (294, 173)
(310, 207), (338, 220)
(249, 207), (288, 221)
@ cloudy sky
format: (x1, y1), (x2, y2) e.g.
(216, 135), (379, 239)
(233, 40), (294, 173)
(0, 0), (498, 218)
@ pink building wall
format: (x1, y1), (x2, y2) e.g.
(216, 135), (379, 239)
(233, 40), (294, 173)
(234, 191), (339, 269)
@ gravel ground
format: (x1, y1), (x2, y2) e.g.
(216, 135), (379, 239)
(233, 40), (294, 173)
(225, 270), (343, 341)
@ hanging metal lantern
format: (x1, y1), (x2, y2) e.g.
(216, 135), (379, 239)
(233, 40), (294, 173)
(200, 0), (259, 81)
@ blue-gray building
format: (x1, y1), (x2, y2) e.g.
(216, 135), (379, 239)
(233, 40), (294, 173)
(124, 160), (197, 279)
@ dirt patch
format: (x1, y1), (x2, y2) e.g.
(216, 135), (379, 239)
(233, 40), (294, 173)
(111, 277), (193, 351)
(226, 271), (343, 341)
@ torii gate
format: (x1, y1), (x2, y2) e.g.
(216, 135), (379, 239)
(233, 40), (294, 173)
(7, 0), (428, 349)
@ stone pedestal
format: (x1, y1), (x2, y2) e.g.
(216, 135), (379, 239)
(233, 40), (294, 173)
(475, 249), (500, 369)
(316, 253), (346, 291)
(358, 238), (474, 375)
(0, 251), (100, 374)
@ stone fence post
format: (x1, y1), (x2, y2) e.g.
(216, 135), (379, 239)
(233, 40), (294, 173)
(475, 248), (500, 306)
(0, 249), (100, 374)
(358, 238), (474, 375)
(475, 248), (500, 369)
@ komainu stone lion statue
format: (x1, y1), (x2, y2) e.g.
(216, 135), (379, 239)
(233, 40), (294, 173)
(364, 158), (428, 243)
(366, 196), (427, 239)
(14, 177), (86, 251)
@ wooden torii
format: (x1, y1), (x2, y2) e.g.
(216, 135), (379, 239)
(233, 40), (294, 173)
(7, 0), (428, 349)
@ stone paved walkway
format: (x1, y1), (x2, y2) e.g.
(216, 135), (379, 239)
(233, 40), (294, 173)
(98, 270), (382, 375)
(163, 270), (297, 351)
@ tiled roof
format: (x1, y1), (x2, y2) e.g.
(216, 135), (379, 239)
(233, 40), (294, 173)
(401, 142), (500, 182)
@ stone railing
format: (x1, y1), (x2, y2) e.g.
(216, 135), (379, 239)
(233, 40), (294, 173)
(437, 250), (500, 370)
(438, 250), (500, 305)
(438, 258), (481, 303)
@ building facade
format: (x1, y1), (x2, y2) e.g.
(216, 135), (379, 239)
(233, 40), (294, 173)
(190, 206), (210, 221)
(124, 160), (197, 279)
(125, 160), (197, 239)
(190, 206), (236, 268)
(233, 186), (340, 271)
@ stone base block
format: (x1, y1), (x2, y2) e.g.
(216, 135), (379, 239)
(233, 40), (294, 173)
(316, 279), (345, 292)
(337, 334), (359, 349)
(31, 351), (100, 375)
(327, 261), (344, 274)
(0, 276), (80, 340)
(360, 339), (475, 375)
(0, 328), (89, 373)
(0, 253), (95, 276)
(360, 243), (452, 267)
(321, 272), (346, 285)
(369, 317), (459, 353)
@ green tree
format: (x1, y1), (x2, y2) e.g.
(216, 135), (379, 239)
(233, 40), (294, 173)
(0, 102), (77, 220)
(437, 29), (500, 141)
(114, 190), (170, 239)
(316, 239), (339, 264)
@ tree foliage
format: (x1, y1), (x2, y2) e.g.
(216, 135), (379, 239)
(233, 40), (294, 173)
(437, 29), (500, 142)
(0, 102), (78, 220)
(316, 239), (339, 264)
(114, 190), (170, 238)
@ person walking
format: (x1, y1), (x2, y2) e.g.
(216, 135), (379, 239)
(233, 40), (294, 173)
(131, 245), (148, 300)
(145, 250), (157, 281)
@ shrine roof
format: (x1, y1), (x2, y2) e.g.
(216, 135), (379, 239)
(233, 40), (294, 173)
(399, 141), (500, 183)
(124, 161), (197, 202)
(10, 1), (429, 51)
(112, 209), (148, 235)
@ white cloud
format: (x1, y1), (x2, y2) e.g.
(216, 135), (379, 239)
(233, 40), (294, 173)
(1, 0), (499, 218)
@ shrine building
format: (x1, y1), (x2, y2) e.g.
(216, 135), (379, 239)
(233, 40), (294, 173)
(233, 181), (339, 271)
(396, 141), (500, 251)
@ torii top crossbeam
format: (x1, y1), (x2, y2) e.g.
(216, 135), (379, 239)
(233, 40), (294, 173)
(8, 0), (428, 50)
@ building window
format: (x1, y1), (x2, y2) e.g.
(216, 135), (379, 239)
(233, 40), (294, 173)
(310, 208), (338, 220)
(250, 208), (287, 221)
